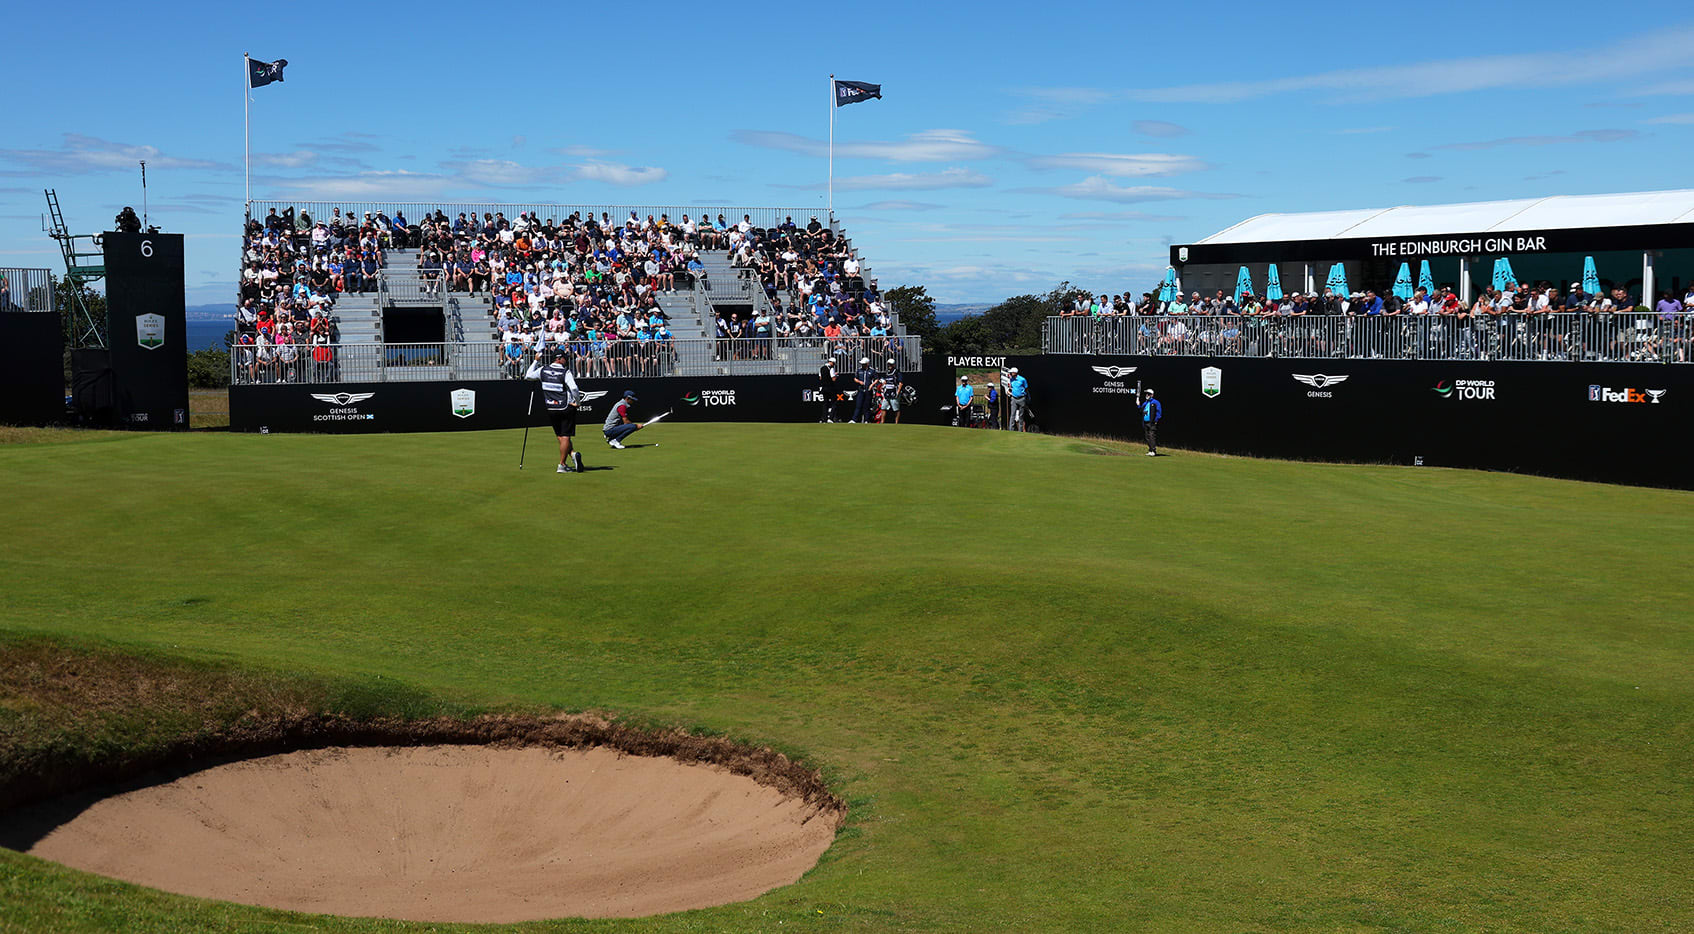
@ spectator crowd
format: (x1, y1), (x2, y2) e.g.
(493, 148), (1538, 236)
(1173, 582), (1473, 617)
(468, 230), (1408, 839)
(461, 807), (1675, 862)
(1052, 278), (1694, 362)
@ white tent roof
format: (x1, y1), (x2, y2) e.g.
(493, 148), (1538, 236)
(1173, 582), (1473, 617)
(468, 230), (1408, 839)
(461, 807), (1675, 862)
(1197, 189), (1694, 244)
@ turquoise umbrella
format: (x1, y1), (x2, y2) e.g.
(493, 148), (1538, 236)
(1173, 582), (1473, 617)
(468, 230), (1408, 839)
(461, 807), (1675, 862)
(1419, 260), (1435, 294)
(1326, 262), (1350, 298)
(1582, 256), (1600, 296)
(1265, 264), (1284, 301)
(1158, 267), (1178, 302)
(1234, 266), (1254, 301)
(1392, 262), (1414, 300)
(1492, 257), (1518, 291)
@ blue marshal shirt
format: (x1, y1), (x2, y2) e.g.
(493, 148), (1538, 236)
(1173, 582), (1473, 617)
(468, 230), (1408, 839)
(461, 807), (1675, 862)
(955, 384), (974, 407)
(1141, 398), (1162, 423)
(1009, 375), (1028, 399)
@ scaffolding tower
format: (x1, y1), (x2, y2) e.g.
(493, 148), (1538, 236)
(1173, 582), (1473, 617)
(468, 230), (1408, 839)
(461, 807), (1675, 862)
(45, 189), (108, 349)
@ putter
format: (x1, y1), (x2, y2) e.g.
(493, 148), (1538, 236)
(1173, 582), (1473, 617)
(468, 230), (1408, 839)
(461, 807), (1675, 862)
(518, 389), (534, 470)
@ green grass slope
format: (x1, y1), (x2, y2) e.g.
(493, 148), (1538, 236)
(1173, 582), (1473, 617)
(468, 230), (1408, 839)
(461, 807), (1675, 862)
(1, 424), (1691, 932)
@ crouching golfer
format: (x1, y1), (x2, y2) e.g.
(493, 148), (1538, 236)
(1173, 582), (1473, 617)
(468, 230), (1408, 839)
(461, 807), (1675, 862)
(1140, 388), (1161, 456)
(603, 390), (645, 449)
(528, 348), (584, 473)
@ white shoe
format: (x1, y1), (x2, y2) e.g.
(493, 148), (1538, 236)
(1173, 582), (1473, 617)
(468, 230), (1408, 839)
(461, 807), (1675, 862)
(608, 439), (625, 449)
(557, 464), (570, 473)
(1145, 451), (1157, 456)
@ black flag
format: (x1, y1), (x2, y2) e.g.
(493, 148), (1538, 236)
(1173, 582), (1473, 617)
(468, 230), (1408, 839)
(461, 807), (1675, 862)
(248, 57), (288, 89)
(834, 79), (882, 107)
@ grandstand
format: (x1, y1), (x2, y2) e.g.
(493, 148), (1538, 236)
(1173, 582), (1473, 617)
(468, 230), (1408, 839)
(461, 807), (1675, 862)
(234, 202), (918, 384)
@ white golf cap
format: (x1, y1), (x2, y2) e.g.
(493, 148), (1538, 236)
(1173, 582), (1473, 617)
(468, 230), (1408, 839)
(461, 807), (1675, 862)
(860, 357), (870, 364)
(1008, 367), (1018, 373)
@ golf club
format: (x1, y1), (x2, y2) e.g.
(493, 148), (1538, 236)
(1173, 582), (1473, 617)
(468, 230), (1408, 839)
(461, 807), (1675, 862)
(518, 388), (534, 470)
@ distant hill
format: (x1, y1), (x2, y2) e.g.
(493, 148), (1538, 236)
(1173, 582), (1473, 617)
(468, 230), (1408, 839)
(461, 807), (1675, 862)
(934, 303), (993, 322)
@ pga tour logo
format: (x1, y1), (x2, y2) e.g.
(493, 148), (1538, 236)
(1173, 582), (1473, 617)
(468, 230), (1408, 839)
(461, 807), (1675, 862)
(1588, 385), (1666, 404)
(1433, 379), (1496, 401)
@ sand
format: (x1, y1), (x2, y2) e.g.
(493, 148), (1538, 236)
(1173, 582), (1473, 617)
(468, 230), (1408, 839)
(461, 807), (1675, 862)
(22, 745), (839, 922)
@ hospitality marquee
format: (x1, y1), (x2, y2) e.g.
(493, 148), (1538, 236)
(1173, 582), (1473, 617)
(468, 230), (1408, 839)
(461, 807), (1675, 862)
(1173, 222), (1694, 266)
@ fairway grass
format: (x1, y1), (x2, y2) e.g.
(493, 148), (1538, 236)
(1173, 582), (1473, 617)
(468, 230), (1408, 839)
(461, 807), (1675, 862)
(2, 424), (1691, 932)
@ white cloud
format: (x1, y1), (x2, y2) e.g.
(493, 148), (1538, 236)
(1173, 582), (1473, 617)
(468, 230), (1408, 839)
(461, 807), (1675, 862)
(781, 167), (992, 192)
(1023, 176), (1240, 203)
(251, 150), (318, 168)
(442, 159), (564, 187)
(0, 133), (232, 174)
(1436, 129), (1639, 150)
(1060, 211), (1187, 222)
(1645, 113), (1694, 124)
(551, 144), (619, 157)
(1126, 26), (1694, 103)
(1133, 120), (1191, 138)
(573, 162), (668, 186)
(261, 170), (452, 198)
(855, 200), (947, 211)
(734, 129), (997, 162)
(1025, 152), (1207, 177)
(1633, 79), (1694, 96)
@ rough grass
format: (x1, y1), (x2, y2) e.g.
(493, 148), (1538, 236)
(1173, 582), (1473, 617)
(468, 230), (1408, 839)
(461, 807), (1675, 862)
(1, 423), (1691, 932)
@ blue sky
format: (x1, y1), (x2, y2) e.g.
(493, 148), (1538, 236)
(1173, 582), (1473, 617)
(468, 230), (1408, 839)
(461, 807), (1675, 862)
(3, 0), (1693, 306)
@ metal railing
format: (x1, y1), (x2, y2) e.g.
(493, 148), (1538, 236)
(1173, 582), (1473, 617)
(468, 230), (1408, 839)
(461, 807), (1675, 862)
(247, 202), (814, 231)
(1042, 313), (1694, 363)
(0, 267), (55, 312)
(232, 336), (922, 385)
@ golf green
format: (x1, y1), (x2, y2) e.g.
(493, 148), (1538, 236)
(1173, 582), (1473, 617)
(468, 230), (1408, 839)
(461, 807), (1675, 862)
(2, 423), (1691, 932)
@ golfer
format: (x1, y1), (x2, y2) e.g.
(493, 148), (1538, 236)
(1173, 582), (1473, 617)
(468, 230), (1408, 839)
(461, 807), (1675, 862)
(881, 365), (904, 424)
(953, 376), (974, 426)
(1008, 367), (1029, 432)
(852, 356), (876, 423)
(1140, 388), (1161, 456)
(603, 390), (645, 449)
(528, 348), (584, 473)
(817, 358), (840, 422)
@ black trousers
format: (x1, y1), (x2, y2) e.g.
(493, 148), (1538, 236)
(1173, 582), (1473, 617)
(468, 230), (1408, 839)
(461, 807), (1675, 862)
(1143, 420), (1158, 452)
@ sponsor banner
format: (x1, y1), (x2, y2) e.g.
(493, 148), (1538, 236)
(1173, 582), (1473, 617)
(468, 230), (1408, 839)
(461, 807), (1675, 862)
(930, 353), (1694, 490)
(234, 375), (826, 434)
(1200, 366), (1222, 399)
(1433, 378), (1496, 401)
(1293, 372), (1350, 398)
(1090, 363), (1138, 395)
(1588, 385), (1666, 404)
(136, 314), (165, 350)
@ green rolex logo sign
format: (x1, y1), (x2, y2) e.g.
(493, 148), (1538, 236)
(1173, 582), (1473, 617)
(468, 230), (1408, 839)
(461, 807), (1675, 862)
(450, 388), (476, 418)
(136, 313), (165, 350)
(1200, 366), (1222, 399)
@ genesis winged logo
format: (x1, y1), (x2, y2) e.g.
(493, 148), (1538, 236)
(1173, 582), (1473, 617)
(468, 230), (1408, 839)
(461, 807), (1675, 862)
(310, 392), (375, 406)
(579, 390), (609, 402)
(1091, 365), (1138, 379)
(1292, 374), (1350, 389)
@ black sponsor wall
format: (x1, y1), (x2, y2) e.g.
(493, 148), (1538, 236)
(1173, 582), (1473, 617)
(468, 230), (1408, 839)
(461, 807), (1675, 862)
(942, 354), (1690, 488)
(0, 313), (64, 425)
(103, 232), (189, 429)
(232, 354), (1691, 488)
(231, 374), (833, 434)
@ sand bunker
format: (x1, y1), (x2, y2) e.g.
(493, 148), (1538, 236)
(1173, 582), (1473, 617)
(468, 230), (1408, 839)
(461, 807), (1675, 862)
(23, 745), (838, 922)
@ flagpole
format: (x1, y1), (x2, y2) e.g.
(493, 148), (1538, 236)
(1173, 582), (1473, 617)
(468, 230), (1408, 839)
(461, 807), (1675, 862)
(827, 74), (835, 221)
(243, 52), (251, 217)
